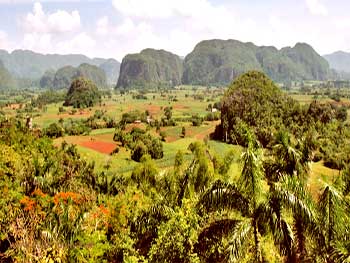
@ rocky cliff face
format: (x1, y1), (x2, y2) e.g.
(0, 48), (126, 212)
(99, 59), (121, 85)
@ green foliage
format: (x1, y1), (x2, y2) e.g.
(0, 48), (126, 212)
(120, 110), (147, 125)
(76, 63), (107, 88)
(31, 90), (66, 108)
(148, 203), (200, 263)
(191, 114), (203, 126)
(115, 127), (164, 162)
(39, 69), (55, 89)
(44, 122), (64, 138)
(131, 155), (158, 188)
(131, 141), (148, 162)
(3, 74), (350, 263)
(220, 71), (295, 146)
(64, 77), (101, 108)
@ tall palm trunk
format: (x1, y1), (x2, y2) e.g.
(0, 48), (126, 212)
(253, 217), (262, 262)
(295, 217), (307, 262)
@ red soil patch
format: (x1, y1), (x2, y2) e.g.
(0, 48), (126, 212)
(166, 136), (178, 143)
(332, 101), (350, 107)
(146, 105), (161, 115)
(195, 121), (220, 140)
(6, 103), (22, 110)
(173, 104), (190, 110)
(80, 140), (117, 154)
(57, 110), (91, 118)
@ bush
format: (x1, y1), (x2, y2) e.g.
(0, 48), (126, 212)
(44, 123), (64, 138)
(131, 142), (148, 162)
(64, 78), (101, 108)
(192, 115), (203, 126)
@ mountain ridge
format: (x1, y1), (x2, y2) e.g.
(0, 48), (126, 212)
(40, 63), (108, 89)
(117, 39), (331, 89)
(324, 51), (350, 73)
(0, 49), (120, 81)
(182, 39), (330, 86)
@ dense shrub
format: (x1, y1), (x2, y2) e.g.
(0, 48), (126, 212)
(64, 78), (101, 108)
(44, 122), (64, 138)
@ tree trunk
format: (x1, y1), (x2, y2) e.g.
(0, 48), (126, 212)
(253, 218), (262, 262)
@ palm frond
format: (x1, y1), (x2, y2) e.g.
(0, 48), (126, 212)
(273, 176), (315, 223)
(227, 218), (252, 262)
(197, 180), (249, 216)
(330, 240), (350, 263)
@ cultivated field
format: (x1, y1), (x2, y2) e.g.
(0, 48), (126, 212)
(1, 85), (343, 194)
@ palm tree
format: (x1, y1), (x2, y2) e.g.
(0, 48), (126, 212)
(265, 130), (309, 184)
(197, 129), (315, 262)
(311, 182), (350, 262)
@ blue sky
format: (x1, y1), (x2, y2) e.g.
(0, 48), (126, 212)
(0, 0), (348, 60)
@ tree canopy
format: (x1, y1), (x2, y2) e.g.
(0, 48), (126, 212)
(64, 77), (101, 108)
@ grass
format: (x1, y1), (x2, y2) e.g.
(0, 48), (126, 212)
(308, 161), (340, 198)
(30, 88), (220, 128)
(90, 128), (115, 135)
(208, 140), (243, 157)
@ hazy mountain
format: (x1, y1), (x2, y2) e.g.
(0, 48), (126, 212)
(324, 51), (350, 73)
(40, 63), (107, 89)
(0, 59), (16, 90)
(0, 49), (119, 81)
(182, 40), (330, 86)
(99, 59), (121, 85)
(116, 49), (183, 89)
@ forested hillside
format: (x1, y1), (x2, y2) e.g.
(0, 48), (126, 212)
(117, 49), (183, 90)
(40, 63), (107, 89)
(183, 40), (330, 86)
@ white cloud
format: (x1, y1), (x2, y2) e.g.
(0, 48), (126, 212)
(305, 0), (328, 16)
(3, 0), (347, 61)
(15, 2), (92, 55)
(23, 32), (52, 50)
(96, 16), (109, 35)
(111, 0), (238, 21)
(106, 0), (258, 58)
(0, 0), (84, 3)
(23, 2), (80, 33)
(333, 17), (350, 29)
(112, 0), (172, 18)
(56, 32), (96, 54)
(20, 31), (96, 55)
(0, 30), (11, 50)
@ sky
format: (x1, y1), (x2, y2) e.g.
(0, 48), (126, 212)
(0, 0), (349, 61)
